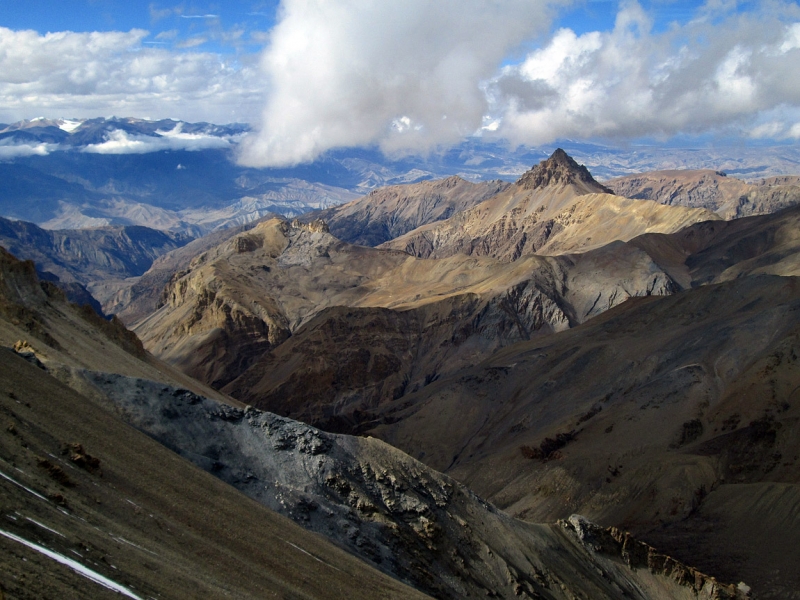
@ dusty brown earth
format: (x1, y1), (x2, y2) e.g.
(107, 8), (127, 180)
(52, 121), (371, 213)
(134, 216), (681, 421)
(368, 274), (800, 598)
(5, 149), (797, 597)
(107, 215), (279, 323)
(0, 246), (749, 599)
(0, 249), (429, 600)
(145, 205), (800, 597)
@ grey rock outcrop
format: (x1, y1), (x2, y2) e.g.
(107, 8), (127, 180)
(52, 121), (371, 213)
(83, 371), (747, 600)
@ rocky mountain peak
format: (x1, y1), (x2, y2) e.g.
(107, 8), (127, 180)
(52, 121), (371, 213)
(516, 148), (613, 194)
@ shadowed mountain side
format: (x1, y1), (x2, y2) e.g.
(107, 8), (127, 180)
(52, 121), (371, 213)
(628, 203), (800, 289)
(304, 176), (511, 246)
(0, 352), (430, 600)
(0, 217), (189, 285)
(135, 217), (678, 393)
(222, 239), (677, 433)
(381, 151), (719, 261)
(606, 170), (800, 219)
(367, 275), (800, 598)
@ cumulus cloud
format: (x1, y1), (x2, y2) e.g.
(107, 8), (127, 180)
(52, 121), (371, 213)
(490, 1), (800, 144)
(240, 0), (800, 166)
(0, 27), (265, 124)
(81, 124), (240, 154)
(238, 0), (566, 167)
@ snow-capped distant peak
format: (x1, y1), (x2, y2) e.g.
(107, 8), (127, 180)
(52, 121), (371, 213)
(58, 119), (84, 133)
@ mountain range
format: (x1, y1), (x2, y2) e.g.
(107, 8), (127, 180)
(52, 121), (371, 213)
(2, 140), (799, 597)
(0, 232), (747, 599)
(3, 117), (800, 238)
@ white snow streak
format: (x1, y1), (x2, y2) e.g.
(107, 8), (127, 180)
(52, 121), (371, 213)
(0, 528), (144, 599)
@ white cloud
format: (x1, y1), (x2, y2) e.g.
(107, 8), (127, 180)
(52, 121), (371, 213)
(238, 0), (566, 167)
(81, 124), (240, 154)
(0, 140), (57, 159)
(0, 27), (265, 124)
(491, 1), (800, 145)
(4, 2), (800, 163)
(239, 0), (800, 165)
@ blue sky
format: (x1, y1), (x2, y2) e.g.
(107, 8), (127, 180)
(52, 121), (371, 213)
(1, 1), (799, 166)
(0, 1), (280, 53)
(0, 1), (710, 52)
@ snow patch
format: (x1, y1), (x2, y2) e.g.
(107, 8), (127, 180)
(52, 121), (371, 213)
(58, 119), (83, 133)
(0, 470), (48, 502)
(0, 528), (144, 599)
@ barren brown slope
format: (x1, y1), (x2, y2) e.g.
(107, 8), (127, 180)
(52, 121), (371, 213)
(85, 372), (749, 600)
(0, 353), (431, 600)
(0, 246), (230, 404)
(221, 238), (679, 433)
(367, 274), (800, 598)
(0, 249), (430, 600)
(134, 216), (679, 398)
(381, 150), (719, 261)
(306, 175), (510, 246)
(606, 169), (800, 219)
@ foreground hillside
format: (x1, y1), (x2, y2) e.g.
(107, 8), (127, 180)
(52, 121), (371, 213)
(0, 246), (746, 599)
(128, 174), (800, 596)
(0, 247), (427, 599)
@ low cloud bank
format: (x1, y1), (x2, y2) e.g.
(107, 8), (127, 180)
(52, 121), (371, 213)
(82, 125), (239, 154)
(0, 140), (56, 159)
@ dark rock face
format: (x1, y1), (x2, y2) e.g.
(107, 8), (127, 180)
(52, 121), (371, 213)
(517, 148), (613, 194)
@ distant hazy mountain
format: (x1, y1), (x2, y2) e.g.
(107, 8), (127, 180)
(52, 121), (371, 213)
(606, 170), (800, 219)
(0, 216), (189, 307)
